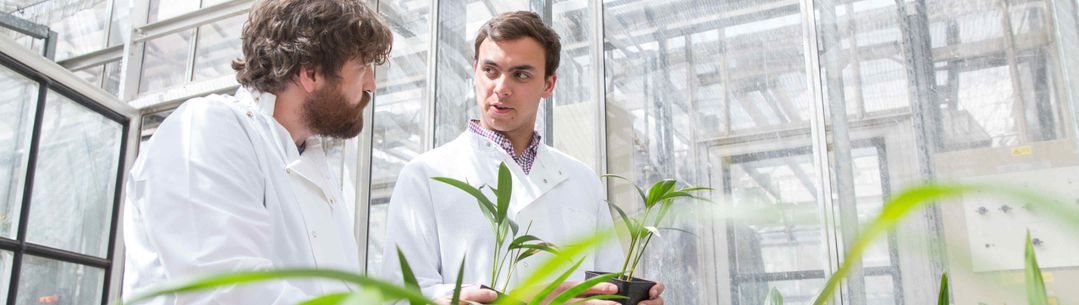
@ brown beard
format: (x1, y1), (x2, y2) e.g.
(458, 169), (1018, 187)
(302, 84), (369, 139)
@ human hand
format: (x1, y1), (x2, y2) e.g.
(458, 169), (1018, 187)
(638, 281), (665, 305)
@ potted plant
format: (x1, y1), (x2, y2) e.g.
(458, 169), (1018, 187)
(587, 176), (711, 305)
(434, 162), (624, 304)
(119, 162), (623, 305)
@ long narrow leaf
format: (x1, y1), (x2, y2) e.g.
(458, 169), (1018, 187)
(607, 201), (639, 236)
(810, 183), (1079, 305)
(509, 235), (542, 248)
(496, 162), (512, 224)
(1026, 232), (1049, 305)
(602, 174), (648, 204)
(117, 269), (435, 305)
(768, 288), (784, 305)
(524, 259), (586, 305)
(508, 228), (616, 303)
(937, 273), (949, 305)
(451, 255), (468, 305)
(298, 292), (353, 305)
(433, 177), (497, 224)
(659, 227), (698, 237)
(397, 247), (423, 305)
(810, 184), (974, 305)
(547, 272), (623, 305)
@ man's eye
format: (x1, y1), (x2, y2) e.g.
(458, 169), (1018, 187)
(514, 72), (531, 80)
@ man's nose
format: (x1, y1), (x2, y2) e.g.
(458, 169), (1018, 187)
(493, 76), (511, 99)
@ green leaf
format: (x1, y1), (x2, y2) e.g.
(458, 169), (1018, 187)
(642, 226), (661, 238)
(496, 162), (512, 224)
(658, 227), (697, 237)
(507, 228), (616, 303)
(679, 186), (713, 193)
(116, 268), (435, 305)
(433, 177), (497, 225)
(768, 287), (784, 305)
(645, 180), (677, 208)
(607, 201), (639, 236)
(809, 183), (1079, 305)
(937, 273), (949, 305)
(525, 259), (586, 305)
(568, 294), (628, 305)
(397, 247), (423, 305)
(548, 272), (623, 305)
(602, 174), (648, 204)
(451, 255), (467, 305)
(298, 292), (354, 305)
(508, 219), (520, 236)
(810, 184), (973, 305)
(1026, 231), (1049, 305)
(509, 235), (542, 249)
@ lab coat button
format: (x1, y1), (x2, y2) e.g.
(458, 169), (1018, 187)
(286, 168), (293, 175)
(329, 198), (336, 204)
(312, 232), (319, 238)
(542, 179), (548, 184)
(246, 111), (254, 118)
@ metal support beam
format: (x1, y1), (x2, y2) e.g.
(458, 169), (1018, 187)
(423, 0), (441, 151)
(134, 0), (252, 43)
(799, 1), (843, 305)
(817, 0), (864, 303)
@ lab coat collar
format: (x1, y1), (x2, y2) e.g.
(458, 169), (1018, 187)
(462, 132), (568, 215)
(235, 86), (278, 117)
(285, 137), (336, 203)
(235, 86), (302, 163)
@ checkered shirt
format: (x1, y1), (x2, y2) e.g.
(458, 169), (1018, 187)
(467, 119), (541, 174)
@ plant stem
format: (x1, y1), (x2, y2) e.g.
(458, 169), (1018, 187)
(622, 207), (654, 280)
(491, 224), (503, 286)
(619, 232), (639, 280)
(628, 234), (654, 281)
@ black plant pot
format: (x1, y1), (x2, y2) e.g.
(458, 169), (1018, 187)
(585, 271), (656, 305)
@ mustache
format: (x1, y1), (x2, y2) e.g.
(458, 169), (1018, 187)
(361, 90), (372, 106)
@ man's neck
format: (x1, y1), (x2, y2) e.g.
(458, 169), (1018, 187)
(504, 129), (534, 156)
(271, 88), (313, 147)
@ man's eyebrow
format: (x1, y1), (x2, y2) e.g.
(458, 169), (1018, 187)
(508, 64), (536, 71)
(480, 60), (536, 72)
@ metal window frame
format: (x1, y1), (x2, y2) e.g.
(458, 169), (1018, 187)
(0, 35), (138, 305)
(720, 139), (903, 305)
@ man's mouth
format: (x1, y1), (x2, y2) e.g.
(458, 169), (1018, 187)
(491, 104), (513, 113)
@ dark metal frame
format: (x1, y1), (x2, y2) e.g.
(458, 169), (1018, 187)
(0, 11), (57, 60)
(0, 52), (130, 305)
(722, 137), (904, 305)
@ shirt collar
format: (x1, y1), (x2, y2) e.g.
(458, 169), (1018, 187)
(467, 119), (542, 174)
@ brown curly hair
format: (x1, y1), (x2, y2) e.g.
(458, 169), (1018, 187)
(474, 11), (561, 78)
(232, 0), (393, 93)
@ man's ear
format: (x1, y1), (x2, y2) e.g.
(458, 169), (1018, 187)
(542, 74), (557, 99)
(297, 66), (319, 93)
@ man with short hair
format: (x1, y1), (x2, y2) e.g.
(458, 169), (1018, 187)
(122, 1), (392, 304)
(382, 11), (665, 305)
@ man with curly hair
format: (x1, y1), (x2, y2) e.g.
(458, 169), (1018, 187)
(121, 1), (391, 304)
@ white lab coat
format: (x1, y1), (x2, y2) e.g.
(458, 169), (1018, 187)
(380, 131), (624, 300)
(122, 87), (359, 305)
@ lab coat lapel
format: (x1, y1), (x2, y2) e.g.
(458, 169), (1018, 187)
(465, 133), (567, 216)
(284, 138), (354, 293)
(285, 139), (334, 201)
(510, 144), (567, 214)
